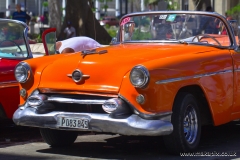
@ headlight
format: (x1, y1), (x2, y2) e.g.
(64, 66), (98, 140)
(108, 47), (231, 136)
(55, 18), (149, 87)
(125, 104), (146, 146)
(14, 62), (31, 83)
(129, 65), (150, 88)
(100, 21), (105, 26)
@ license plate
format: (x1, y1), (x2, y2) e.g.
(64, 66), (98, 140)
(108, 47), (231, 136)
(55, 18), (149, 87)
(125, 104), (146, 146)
(58, 117), (89, 129)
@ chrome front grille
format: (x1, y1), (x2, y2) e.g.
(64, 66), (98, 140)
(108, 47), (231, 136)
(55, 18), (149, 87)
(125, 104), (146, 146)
(49, 102), (106, 114)
(42, 94), (113, 114)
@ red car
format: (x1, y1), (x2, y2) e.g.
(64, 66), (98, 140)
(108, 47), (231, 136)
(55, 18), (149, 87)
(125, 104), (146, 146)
(99, 17), (119, 26)
(0, 19), (55, 120)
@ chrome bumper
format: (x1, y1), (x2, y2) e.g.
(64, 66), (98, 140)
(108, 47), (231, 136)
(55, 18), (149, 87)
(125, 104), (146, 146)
(13, 107), (173, 136)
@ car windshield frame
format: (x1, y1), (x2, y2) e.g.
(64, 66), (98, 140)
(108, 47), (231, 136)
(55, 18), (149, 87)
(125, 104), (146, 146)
(0, 19), (32, 59)
(118, 11), (237, 49)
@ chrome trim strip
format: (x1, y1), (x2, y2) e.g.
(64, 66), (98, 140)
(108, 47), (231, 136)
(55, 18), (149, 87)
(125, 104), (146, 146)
(156, 70), (232, 84)
(24, 27), (33, 58)
(38, 88), (118, 97)
(47, 97), (107, 104)
(234, 68), (240, 72)
(0, 81), (18, 88)
(67, 74), (90, 78)
(82, 75), (90, 78)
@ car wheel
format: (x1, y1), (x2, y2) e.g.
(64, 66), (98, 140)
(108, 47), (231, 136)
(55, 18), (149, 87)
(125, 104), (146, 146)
(163, 92), (201, 154)
(40, 128), (78, 147)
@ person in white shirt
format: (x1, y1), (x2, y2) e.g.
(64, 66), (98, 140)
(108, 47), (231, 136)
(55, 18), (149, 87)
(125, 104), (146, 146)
(56, 36), (101, 54)
(64, 21), (76, 39)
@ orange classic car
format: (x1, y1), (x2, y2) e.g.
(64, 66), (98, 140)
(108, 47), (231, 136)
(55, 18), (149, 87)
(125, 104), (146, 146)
(13, 11), (240, 154)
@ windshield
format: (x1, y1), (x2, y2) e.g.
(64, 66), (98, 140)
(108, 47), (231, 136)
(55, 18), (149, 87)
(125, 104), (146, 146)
(120, 13), (233, 47)
(0, 21), (28, 58)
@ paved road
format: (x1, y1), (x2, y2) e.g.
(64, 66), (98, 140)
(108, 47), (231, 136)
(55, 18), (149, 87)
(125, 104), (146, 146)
(0, 120), (240, 160)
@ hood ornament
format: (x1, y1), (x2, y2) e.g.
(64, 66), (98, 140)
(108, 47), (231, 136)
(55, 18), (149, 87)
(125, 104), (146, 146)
(67, 69), (90, 82)
(81, 49), (107, 58)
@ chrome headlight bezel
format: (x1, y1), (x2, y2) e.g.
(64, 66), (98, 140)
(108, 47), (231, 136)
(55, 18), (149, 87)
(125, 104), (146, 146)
(14, 62), (32, 83)
(129, 65), (150, 88)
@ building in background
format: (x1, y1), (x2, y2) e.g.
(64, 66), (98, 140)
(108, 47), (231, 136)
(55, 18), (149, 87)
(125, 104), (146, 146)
(180, 0), (240, 21)
(1, 0), (46, 18)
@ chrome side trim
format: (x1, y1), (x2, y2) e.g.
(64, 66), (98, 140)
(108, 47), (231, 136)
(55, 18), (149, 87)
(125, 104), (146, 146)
(119, 94), (172, 121)
(0, 81), (18, 88)
(47, 97), (107, 104)
(156, 70), (232, 84)
(234, 68), (240, 72)
(13, 107), (173, 136)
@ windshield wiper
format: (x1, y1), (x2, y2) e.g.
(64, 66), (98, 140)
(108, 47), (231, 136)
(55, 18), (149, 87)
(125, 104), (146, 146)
(81, 49), (108, 58)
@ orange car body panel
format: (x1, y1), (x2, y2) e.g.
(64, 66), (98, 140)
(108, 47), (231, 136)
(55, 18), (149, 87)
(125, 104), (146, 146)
(19, 43), (240, 126)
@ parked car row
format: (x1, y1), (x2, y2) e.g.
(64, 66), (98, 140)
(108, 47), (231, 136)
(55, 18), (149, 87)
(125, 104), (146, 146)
(1, 11), (240, 154)
(99, 16), (119, 26)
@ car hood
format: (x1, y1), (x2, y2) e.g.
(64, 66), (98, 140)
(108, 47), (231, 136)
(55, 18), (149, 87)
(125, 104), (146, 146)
(39, 43), (218, 94)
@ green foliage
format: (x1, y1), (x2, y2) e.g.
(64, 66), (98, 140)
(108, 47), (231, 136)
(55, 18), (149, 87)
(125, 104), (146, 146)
(103, 4), (108, 9)
(146, 0), (179, 10)
(36, 34), (42, 43)
(227, 3), (240, 17)
(104, 26), (118, 38)
(167, 0), (179, 10)
(98, 0), (112, 3)
(133, 17), (150, 27)
(104, 24), (110, 29)
(132, 29), (152, 40)
(93, 0), (112, 15)
(147, 0), (159, 5)
(28, 33), (42, 43)
(43, 1), (48, 7)
(91, 7), (96, 12)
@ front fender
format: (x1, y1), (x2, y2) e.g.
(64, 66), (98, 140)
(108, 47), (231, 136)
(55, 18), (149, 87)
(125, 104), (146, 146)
(19, 54), (66, 105)
(119, 49), (233, 125)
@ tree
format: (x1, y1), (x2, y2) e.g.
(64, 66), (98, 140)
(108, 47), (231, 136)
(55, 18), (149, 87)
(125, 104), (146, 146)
(48, 0), (62, 36)
(227, 3), (240, 21)
(58, 0), (112, 44)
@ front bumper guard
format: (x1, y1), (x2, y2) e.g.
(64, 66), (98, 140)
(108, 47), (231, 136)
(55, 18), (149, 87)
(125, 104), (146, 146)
(13, 107), (173, 136)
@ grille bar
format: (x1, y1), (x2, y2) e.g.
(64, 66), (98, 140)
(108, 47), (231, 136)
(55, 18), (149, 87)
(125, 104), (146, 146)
(47, 97), (107, 105)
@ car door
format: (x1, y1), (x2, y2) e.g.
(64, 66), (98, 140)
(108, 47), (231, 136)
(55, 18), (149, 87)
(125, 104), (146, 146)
(0, 19), (33, 119)
(229, 19), (240, 117)
(42, 28), (57, 55)
(231, 48), (240, 115)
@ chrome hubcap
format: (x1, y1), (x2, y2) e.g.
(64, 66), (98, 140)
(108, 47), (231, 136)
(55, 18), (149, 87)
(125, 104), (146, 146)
(183, 105), (198, 144)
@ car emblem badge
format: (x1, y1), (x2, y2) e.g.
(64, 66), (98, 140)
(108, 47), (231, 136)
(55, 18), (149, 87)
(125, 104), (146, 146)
(67, 69), (90, 82)
(71, 69), (82, 82)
